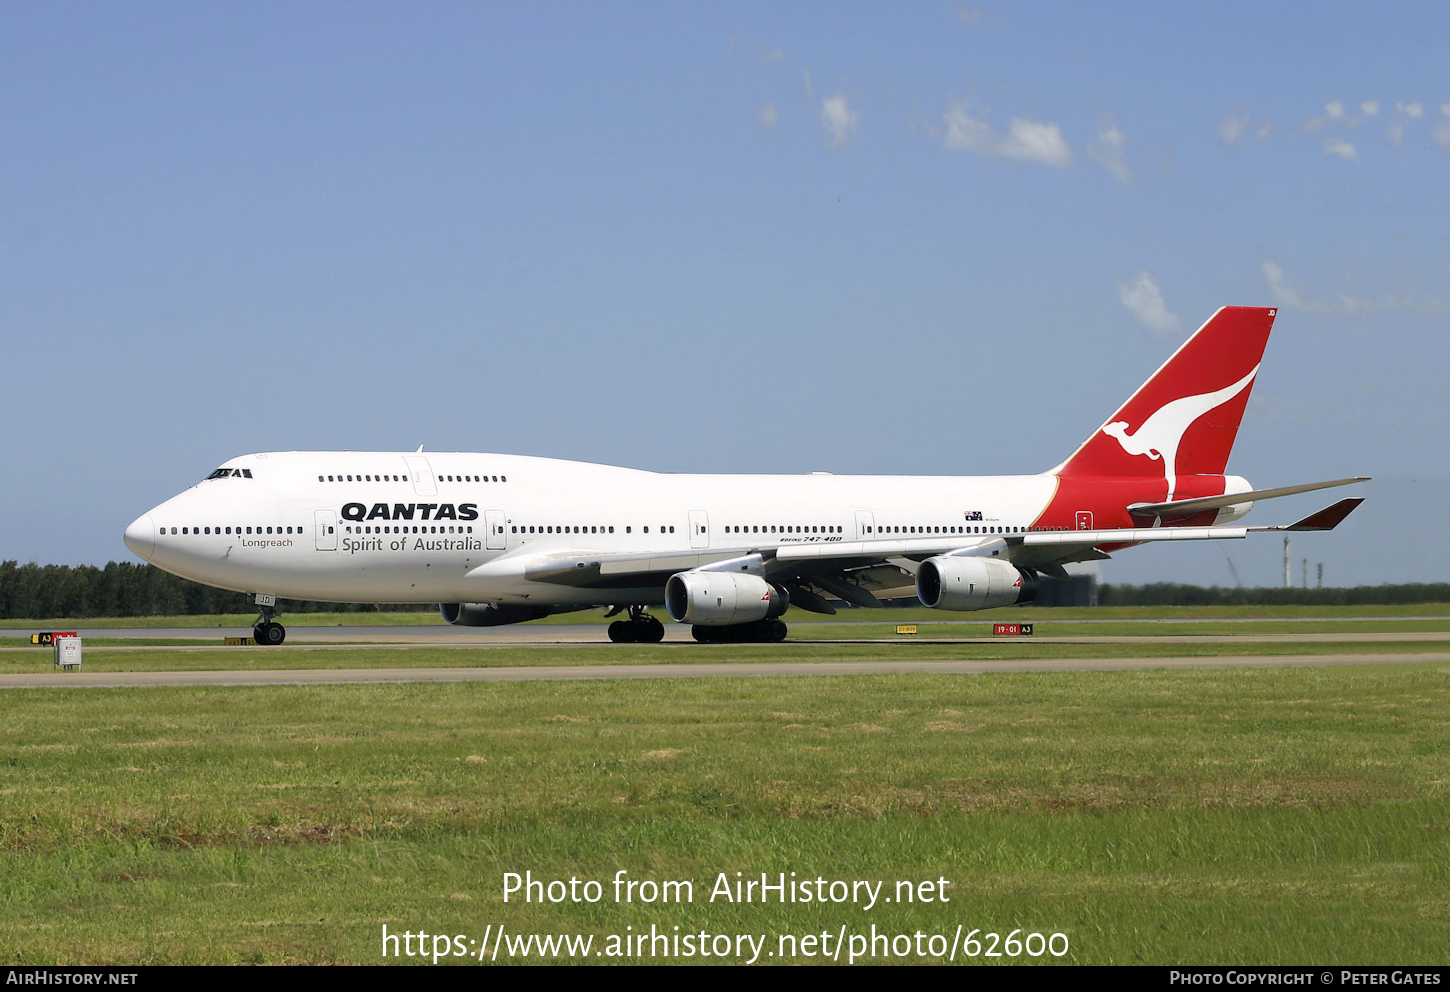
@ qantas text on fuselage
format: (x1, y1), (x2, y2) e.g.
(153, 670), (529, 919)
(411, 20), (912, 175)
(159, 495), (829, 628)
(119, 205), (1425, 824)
(124, 307), (1365, 645)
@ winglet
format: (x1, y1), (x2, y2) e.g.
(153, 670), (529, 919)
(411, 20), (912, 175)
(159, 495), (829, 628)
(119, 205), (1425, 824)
(1284, 497), (1364, 532)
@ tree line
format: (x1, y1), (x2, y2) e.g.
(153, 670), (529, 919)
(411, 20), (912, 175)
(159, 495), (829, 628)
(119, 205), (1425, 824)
(1094, 582), (1450, 607)
(1, 559), (1446, 619)
(0, 560), (419, 619)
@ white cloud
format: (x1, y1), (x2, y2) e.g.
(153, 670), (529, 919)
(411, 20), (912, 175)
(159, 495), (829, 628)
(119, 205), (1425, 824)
(1323, 137), (1358, 161)
(1361, 100), (1380, 117)
(942, 101), (997, 154)
(1218, 107), (1250, 148)
(819, 93), (859, 148)
(1388, 102), (1427, 150)
(1262, 259), (1450, 314)
(1087, 112), (1131, 182)
(998, 118), (1072, 166)
(1118, 271), (1181, 338)
(758, 102), (778, 130)
(1433, 119), (1450, 153)
(758, 46), (786, 63)
(941, 99), (1072, 167)
(1304, 100), (1347, 133)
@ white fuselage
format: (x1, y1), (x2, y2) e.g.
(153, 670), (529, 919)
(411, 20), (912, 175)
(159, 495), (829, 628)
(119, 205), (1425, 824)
(125, 450), (1091, 607)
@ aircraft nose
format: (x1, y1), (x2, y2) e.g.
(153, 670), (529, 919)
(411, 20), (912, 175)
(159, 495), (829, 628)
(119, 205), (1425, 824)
(124, 513), (155, 560)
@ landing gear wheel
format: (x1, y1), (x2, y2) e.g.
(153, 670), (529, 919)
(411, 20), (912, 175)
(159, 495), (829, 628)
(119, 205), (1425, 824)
(691, 619), (787, 643)
(637, 615), (665, 643)
(608, 621), (637, 644)
(254, 621), (286, 646)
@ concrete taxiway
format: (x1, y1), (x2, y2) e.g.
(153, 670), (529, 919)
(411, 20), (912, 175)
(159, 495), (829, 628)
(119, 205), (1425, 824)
(6, 624), (1450, 649)
(2, 651), (1447, 689)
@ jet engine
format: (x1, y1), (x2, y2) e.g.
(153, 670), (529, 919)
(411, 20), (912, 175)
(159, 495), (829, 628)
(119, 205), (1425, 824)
(664, 572), (789, 625)
(439, 602), (553, 626)
(915, 556), (1036, 611)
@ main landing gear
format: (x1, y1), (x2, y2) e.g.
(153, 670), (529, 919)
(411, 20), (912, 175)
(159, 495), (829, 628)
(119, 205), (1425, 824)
(252, 594), (286, 646)
(692, 619), (788, 644)
(607, 606), (665, 644)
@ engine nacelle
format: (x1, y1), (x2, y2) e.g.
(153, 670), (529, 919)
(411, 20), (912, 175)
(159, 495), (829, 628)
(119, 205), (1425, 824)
(439, 602), (553, 626)
(915, 556), (1036, 611)
(664, 572), (788, 625)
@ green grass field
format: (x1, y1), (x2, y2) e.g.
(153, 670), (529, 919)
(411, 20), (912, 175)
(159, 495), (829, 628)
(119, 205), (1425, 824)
(3, 658), (1449, 964)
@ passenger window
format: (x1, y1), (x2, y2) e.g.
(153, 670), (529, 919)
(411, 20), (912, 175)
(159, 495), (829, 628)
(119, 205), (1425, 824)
(608, 526), (614, 533)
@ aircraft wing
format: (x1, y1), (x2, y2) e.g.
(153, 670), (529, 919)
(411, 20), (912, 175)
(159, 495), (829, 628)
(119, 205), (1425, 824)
(1130, 477), (1368, 518)
(475, 498), (1364, 603)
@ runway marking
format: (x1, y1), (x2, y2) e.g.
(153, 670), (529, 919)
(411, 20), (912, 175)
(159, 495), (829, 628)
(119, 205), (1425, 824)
(3, 652), (1447, 689)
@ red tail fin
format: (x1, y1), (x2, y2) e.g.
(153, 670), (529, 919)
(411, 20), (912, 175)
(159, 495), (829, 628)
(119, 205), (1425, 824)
(1055, 306), (1276, 500)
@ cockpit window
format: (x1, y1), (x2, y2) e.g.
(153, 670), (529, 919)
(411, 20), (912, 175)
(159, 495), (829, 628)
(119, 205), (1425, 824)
(205, 468), (253, 480)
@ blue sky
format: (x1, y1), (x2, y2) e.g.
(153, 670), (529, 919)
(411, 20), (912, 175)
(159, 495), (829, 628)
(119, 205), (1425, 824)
(3, 2), (1446, 588)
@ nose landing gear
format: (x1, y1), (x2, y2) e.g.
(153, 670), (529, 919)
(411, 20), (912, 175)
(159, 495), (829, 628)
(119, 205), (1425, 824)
(252, 594), (286, 646)
(607, 606), (666, 643)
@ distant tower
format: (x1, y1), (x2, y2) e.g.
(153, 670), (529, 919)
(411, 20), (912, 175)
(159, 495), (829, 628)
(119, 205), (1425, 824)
(1317, 562), (1324, 589)
(1302, 558), (1308, 589)
(1283, 536), (1291, 589)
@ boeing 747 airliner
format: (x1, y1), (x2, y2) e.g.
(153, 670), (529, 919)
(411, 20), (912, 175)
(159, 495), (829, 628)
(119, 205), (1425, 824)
(124, 307), (1364, 645)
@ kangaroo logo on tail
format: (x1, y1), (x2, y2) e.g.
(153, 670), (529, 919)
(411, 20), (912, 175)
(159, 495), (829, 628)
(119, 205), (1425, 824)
(1102, 367), (1259, 501)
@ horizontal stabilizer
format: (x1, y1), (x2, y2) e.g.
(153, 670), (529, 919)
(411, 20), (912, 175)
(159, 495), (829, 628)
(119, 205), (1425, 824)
(1132, 477), (1369, 517)
(1250, 497), (1365, 533)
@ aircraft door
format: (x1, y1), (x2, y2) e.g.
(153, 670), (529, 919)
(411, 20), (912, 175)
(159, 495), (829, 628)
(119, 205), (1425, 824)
(403, 455), (437, 496)
(315, 509), (338, 551)
(855, 510), (876, 539)
(485, 509), (506, 550)
(1076, 511), (1093, 531)
(688, 510), (710, 549)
